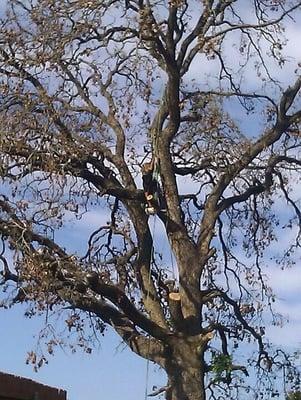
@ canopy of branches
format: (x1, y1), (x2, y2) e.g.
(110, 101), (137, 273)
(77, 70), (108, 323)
(0, 1), (301, 399)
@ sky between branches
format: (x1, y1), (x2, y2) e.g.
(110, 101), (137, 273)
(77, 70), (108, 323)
(0, 1), (301, 399)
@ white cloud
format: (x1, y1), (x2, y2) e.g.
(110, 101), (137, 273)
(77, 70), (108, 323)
(266, 267), (301, 299)
(183, 7), (301, 94)
(284, 23), (301, 62)
(264, 265), (301, 347)
(266, 320), (301, 347)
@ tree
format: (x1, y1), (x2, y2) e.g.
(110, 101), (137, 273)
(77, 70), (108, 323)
(0, 0), (301, 399)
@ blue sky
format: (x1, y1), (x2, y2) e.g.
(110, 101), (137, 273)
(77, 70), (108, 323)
(0, 1), (301, 399)
(0, 211), (167, 399)
(0, 305), (165, 399)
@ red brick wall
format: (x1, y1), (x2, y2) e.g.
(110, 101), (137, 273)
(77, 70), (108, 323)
(0, 371), (67, 400)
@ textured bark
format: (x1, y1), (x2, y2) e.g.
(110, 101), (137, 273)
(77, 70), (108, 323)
(165, 342), (206, 400)
(166, 368), (205, 400)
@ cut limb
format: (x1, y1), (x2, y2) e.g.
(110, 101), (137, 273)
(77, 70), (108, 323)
(168, 292), (185, 332)
(169, 292), (181, 301)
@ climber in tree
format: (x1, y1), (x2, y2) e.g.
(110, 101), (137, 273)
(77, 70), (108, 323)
(141, 158), (164, 215)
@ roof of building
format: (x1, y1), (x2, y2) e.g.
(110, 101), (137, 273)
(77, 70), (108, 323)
(0, 371), (67, 400)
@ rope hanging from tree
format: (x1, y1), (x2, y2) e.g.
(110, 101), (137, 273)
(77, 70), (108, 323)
(144, 214), (157, 400)
(142, 202), (178, 399)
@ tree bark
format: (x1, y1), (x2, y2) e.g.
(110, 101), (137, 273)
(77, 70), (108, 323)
(164, 341), (206, 400)
(165, 361), (205, 400)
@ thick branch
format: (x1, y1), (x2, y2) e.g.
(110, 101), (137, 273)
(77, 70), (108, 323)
(65, 293), (165, 364)
(86, 275), (169, 339)
(279, 76), (301, 117)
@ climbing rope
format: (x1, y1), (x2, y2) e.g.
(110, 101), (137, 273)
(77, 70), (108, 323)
(144, 344), (151, 400)
(169, 237), (177, 282)
(143, 214), (178, 399)
(144, 214), (157, 400)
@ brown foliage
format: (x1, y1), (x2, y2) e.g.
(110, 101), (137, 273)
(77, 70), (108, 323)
(0, 1), (301, 399)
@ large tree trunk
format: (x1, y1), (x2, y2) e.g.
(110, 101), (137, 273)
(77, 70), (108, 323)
(164, 341), (206, 400)
(165, 362), (205, 400)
